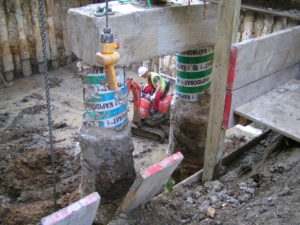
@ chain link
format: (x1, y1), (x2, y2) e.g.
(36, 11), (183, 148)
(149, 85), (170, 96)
(38, 0), (57, 209)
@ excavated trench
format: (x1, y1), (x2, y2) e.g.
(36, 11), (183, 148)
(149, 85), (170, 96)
(0, 2), (300, 225)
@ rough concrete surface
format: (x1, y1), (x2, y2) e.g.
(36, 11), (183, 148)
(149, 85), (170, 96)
(168, 92), (210, 178)
(67, 2), (217, 66)
(79, 122), (136, 224)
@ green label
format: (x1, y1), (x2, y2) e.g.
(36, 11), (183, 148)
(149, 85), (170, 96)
(81, 74), (107, 84)
(177, 68), (212, 79)
(177, 53), (214, 64)
(176, 82), (211, 94)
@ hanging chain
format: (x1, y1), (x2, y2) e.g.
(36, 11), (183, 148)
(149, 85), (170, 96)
(38, 0), (57, 209)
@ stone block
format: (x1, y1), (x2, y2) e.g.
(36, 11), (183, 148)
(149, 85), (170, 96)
(79, 122), (136, 224)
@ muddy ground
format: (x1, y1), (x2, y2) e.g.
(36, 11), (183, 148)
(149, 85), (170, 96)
(0, 64), (167, 225)
(0, 64), (299, 225)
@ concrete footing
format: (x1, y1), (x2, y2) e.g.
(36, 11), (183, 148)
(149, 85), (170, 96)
(79, 122), (136, 224)
(168, 93), (210, 178)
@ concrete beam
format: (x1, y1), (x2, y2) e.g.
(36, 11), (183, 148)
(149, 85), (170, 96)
(67, 2), (217, 66)
(40, 192), (100, 225)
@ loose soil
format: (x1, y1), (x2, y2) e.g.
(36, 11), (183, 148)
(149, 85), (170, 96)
(109, 132), (300, 225)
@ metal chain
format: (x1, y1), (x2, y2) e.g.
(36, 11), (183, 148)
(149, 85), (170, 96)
(38, 0), (57, 209)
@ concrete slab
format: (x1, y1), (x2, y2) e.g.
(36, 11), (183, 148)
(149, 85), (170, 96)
(119, 152), (184, 213)
(67, 2), (217, 66)
(234, 79), (300, 142)
(40, 192), (100, 225)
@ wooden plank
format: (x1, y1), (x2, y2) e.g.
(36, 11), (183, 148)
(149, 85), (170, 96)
(241, 3), (300, 22)
(41, 192), (100, 225)
(230, 26), (300, 90)
(118, 152), (184, 213)
(202, 0), (241, 182)
(235, 79), (300, 142)
(225, 63), (300, 128)
(204, 0), (300, 21)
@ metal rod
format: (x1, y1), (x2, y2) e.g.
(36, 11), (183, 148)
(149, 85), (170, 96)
(38, 0), (57, 210)
(105, 0), (109, 28)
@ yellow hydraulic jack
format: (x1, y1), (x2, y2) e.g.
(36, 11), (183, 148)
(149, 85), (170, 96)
(95, 0), (120, 90)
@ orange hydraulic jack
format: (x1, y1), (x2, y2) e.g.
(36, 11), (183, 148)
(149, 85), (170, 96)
(95, 1), (120, 90)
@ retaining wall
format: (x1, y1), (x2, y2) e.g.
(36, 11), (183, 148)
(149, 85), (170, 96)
(0, 0), (102, 80)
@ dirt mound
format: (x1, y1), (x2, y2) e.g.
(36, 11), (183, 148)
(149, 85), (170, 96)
(0, 103), (81, 225)
(0, 146), (81, 225)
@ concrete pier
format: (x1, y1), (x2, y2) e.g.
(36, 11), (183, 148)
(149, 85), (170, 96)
(168, 93), (210, 178)
(79, 123), (136, 224)
(168, 47), (213, 178)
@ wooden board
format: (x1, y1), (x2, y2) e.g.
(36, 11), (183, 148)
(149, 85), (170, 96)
(225, 63), (300, 128)
(118, 152), (183, 213)
(229, 25), (300, 91)
(234, 79), (300, 142)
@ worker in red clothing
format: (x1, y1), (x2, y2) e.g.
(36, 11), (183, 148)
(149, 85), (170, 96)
(138, 66), (170, 112)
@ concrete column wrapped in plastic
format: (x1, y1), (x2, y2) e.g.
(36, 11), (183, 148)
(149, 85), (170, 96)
(81, 66), (128, 128)
(176, 47), (214, 101)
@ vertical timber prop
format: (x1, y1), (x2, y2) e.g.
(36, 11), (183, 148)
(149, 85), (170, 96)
(31, 0), (45, 73)
(168, 46), (214, 178)
(15, 0), (32, 77)
(46, 0), (59, 69)
(0, 1), (14, 81)
(203, 0), (241, 182)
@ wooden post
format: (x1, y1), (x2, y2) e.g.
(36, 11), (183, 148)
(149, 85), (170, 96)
(0, 1), (14, 81)
(15, 0), (32, 77)
(202, 0), (241, 182)
(31, 0), (44, 73)
(46, 0), (59, 68)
